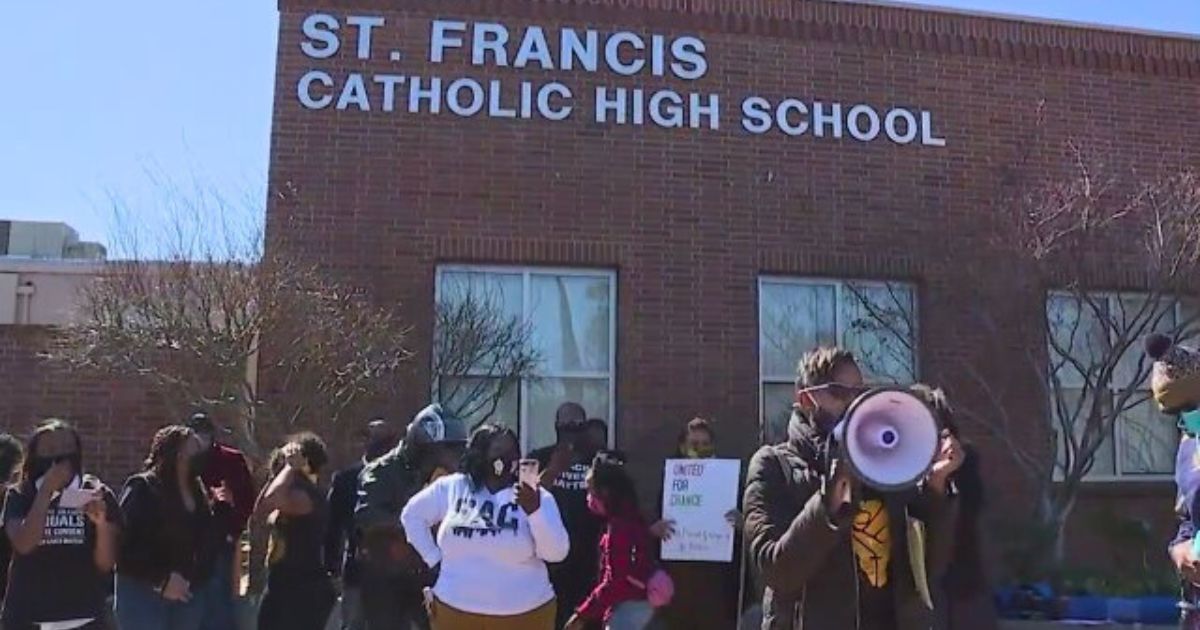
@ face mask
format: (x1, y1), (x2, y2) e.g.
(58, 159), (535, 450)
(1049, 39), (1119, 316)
(1181, 410), (1200, 437)
(365, 438), (393, 461)
(684, 446), (715, 459)
(586, 492), (607, 516)
(189, 451), (210, 477)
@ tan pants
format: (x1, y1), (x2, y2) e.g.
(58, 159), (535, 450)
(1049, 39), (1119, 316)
(430, 598), (556, 630)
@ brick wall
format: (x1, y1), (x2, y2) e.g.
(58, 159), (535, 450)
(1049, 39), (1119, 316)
(0, 326), (168, 485)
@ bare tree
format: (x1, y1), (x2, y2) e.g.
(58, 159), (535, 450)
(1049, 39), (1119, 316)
(47, 185), (412, 462)
(433, 280), (541, 428)
(846, 147), (1200, 573)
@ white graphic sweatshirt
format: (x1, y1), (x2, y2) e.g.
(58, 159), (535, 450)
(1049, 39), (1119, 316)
(400, 473), (570, 616)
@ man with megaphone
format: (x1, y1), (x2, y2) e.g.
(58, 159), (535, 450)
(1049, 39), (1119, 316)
(743, 347), (963, 630)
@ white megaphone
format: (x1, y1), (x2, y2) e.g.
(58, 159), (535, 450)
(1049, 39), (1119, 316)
(831, 388), (940, 491)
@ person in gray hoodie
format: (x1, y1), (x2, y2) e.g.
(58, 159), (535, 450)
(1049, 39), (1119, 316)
(743, 347), (961, 630)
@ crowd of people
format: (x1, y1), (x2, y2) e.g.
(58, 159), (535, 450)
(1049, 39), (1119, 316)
(0, 345), (1016, 630)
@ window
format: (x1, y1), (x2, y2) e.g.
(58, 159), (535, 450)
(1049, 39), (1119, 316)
(434, 266), (616, 452)
(1047, 292), (1186, 481)
(758, 277), (918, 443)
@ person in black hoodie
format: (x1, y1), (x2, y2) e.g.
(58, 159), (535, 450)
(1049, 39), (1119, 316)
(326, 419), (401, 630)
(115, 425), (219, 630)
(531, 402), (605, 630)
(2, 420), (119, 630)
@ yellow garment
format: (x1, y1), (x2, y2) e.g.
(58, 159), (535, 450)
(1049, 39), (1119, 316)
(851, 499), (890, 587)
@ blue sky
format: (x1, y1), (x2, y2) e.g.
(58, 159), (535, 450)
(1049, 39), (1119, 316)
(2, 1), (1197, 250)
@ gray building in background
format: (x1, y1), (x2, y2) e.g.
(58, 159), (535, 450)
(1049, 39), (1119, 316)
(0, 220), (106, 261)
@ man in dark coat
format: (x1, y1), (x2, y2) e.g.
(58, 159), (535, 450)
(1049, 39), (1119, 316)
(743, 347), (961, 630)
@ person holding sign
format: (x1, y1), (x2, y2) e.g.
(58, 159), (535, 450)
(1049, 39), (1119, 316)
(650, 418), (743, 630)
(1, 419), (119, 630)
(743, 347), (962, 630)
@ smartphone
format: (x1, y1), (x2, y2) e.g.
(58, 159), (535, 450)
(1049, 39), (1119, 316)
(59, 487), (94, 509)
(518, 459), (540, 487)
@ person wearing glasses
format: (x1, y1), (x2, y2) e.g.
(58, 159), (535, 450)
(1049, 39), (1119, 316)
(742, 347), (963, 630)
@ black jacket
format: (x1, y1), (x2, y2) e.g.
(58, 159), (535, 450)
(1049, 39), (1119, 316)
(325, 461), (365, 583)
(118, 472), (219, 588)
(743, 413), (958, 630)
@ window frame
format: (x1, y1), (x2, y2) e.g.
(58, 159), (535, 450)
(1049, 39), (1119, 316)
(1047, 290), (1183, 484)
(757, 276), (920, 439)
(434, 264), (618, 453)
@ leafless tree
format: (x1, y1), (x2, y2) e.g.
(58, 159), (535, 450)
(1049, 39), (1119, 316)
(433, 281), (540, 428)
(846, 145), (1200, 572)
(46, 184), (412, 462)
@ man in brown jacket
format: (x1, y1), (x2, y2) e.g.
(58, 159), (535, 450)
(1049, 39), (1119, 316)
(743, 347), (962, 630)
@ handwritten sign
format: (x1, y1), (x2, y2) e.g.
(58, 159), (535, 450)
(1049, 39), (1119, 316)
(660, 458), (740, 562)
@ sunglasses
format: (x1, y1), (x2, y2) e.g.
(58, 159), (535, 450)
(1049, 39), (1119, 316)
(797, 383), (870, 399)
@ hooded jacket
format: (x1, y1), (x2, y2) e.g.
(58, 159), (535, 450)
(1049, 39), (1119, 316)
(743, 412), (958, 630)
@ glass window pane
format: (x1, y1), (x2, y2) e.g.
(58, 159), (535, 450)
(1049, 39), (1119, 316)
(1053, 387), (1115, 477)
(436, 376), (520, 433)
(438, 271), (523, 321)
(1047, 294), (1110, 389)
(529, 274), (612, 374)
(436, 271), (527, 375)
(525, 377), (611, 452)
(1113, 295), (1177, 389)
(840, 283), (916, 384)
(1118, 393), (1177, 475)
(762, 382), (796, 445)
(759, 282), (836, 379)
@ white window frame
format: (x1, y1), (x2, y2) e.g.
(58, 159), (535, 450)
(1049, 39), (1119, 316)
(434, 264), (618, 453)
(757, 276), (919, 438)
(1048, 290), (1183, 484)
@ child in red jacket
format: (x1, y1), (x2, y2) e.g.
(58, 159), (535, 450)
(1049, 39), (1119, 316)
(565, 451), (657, 630)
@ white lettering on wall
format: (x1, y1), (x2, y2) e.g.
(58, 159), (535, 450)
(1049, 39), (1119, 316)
(293, 14), (948, 147)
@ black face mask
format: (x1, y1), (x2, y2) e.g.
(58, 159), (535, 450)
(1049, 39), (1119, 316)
(188, 451), (210, 477)
(30, 453), (80, 482)
(365, 438), (394, 461)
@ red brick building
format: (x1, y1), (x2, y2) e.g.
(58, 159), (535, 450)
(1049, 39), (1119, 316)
(5, 0), (1199, 599)
(265, 0), (1200, 572)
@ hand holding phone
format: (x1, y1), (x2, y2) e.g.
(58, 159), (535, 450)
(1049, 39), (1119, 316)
(59, 487), (94, 510)
(518, 459), (540, 488)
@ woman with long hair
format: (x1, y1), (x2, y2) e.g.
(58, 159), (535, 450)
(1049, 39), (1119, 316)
(1, 420), (118, 630)
(115, 425), (219, 630)
(565, 451), (659, 630)
(255, 432), (337, 630)
(401, 423), (569, 629)
(910, 384), (996, 630)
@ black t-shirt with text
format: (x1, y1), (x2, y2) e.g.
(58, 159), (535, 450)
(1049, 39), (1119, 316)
(0, 478), (119, 624)
(530, 444), (600, 578)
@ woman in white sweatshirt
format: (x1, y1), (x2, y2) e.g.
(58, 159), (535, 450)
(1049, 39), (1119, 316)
(401, 423), (570, 630)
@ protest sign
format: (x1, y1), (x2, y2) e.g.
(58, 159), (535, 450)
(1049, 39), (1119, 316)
(660, 458), (740, 562)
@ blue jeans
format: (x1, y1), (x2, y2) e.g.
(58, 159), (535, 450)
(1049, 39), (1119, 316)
(114, 574), (208, 630)
(606, 600), (654, 630)
(200, 545), (236, 630)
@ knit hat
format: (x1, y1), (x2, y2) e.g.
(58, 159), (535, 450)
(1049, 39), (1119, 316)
(1145, 334), (1200, 412)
